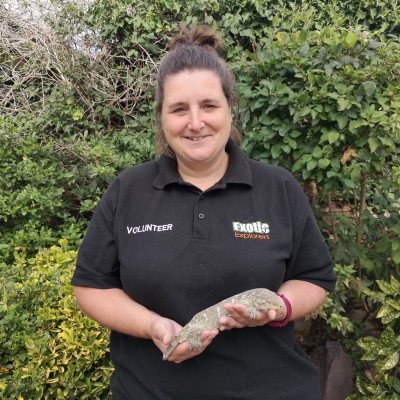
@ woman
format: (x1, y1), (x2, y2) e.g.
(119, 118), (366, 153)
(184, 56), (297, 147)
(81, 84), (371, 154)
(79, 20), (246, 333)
(72, 25), (336, 399)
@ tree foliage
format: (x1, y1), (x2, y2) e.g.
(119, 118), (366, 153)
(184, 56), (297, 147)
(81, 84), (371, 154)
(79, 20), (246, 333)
(0, 241), (112, 399)
(348, 277), (400, 399)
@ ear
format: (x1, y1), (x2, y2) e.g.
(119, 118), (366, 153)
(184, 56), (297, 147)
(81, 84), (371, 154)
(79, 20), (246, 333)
(228, 105), (233, 123)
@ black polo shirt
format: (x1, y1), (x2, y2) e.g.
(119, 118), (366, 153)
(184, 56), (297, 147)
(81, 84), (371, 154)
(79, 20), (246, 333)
(72, 142), (336, 400)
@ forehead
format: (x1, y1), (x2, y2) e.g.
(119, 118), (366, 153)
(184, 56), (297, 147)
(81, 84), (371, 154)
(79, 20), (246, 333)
(162, 69), (225, 101)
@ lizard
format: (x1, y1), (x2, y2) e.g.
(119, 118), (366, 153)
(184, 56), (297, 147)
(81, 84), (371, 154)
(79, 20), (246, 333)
(162, 288), (285, 361)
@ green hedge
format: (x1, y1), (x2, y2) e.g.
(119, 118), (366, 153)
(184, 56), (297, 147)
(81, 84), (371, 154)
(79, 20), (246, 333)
(0, 117), (153, 264)
(233, 27), (400, 277)
(348, 277), (400, 398)
(0, 241), (112, 399)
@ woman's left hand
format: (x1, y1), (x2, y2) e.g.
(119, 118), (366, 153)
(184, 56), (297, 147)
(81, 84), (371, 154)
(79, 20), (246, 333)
(218, 303), (283, 331)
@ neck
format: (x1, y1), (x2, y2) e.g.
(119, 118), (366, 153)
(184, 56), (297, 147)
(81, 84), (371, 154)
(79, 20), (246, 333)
(177, 152), (229, 191)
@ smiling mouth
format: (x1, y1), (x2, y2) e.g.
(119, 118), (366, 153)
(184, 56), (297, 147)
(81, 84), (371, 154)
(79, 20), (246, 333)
(185, 136), (208, 141)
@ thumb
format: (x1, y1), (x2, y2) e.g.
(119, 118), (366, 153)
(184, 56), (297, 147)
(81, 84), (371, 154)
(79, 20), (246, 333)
(267, 309), (278, 322)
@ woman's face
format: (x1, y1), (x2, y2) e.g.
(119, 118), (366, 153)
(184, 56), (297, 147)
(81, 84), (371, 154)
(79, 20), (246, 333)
(161, 69), (232, 171)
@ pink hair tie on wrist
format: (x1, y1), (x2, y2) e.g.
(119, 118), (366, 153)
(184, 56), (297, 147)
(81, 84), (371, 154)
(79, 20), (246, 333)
(266, 294), (292, 327)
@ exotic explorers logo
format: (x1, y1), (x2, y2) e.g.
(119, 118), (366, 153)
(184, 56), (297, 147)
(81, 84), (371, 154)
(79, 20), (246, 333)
(232, 221), (270, 240)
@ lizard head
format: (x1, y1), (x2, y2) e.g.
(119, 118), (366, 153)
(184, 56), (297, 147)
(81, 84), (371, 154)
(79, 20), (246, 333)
(254, 289), (285, 310)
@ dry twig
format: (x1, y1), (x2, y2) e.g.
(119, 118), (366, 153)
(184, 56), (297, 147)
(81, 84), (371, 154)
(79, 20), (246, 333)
(0, 0), (161, 123)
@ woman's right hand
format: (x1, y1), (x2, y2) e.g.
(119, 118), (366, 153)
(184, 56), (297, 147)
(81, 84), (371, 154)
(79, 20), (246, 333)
(150, 317), (219, 363)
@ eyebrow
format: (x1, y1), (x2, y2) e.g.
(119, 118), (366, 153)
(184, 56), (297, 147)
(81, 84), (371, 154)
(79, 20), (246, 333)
(166, 102), (185, 111)
(166, 98), (222, 110)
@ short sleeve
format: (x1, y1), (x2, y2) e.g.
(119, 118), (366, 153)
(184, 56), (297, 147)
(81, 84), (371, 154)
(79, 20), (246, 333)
(71, 179), (123, 289)
(283, 176), (336, 292)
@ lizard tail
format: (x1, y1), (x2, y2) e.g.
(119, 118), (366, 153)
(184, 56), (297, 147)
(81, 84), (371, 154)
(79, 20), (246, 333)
(162, 341), (176, 361)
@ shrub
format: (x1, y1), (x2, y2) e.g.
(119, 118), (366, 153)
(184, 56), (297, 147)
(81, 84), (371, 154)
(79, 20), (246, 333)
(318, 264), (360, 335)
(0, 116), (153, 263)
(348, 277), (400, 399)
(0, 241), (113, 399)
(233, 26), (400, 278)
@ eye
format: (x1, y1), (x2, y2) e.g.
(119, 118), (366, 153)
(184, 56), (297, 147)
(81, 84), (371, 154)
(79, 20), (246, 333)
(204, 104), (216, 110)
(173, 107), (186, 114)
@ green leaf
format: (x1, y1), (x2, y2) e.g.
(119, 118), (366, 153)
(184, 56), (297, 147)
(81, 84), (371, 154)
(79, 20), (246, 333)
(377, 304), (393, 318)
(392, 248), (400, 265)
(358, 149), (372, 161)
(381, 311), (400, 325)
(338, 98), (350, 111)
(240, 29), (254, 38)
(379, 351), (399, 371)
(318, 159), (330, 169)
(289, 130), (302, 138)
(390, 276), (400, 293)
(362, 81), (377, 97)
(299, 44), (309, 56)
(308, 72), (316, 85)
(335, 84), (348, 95)
(379, 137), (396, 152)
(360, 257), (375, 272)
(299, 30), (308, 45)
(297, 93), (309, 104)
(350, 167), (361, 182)
(259, 114), (273, 125)
(271, 144), (281, 159)
(334, 241), (346, 262)
(343, 178), (355, 188)
(71, 109), (83, 121)
(387, 299), (400, 311)
(377, 280), (395, 295)
(376, 238), (392, 254)
(312, 147), (323, 158)
(284, 137), (297, 149)
(328, 131), (340, 144)
(337, 115), (348, 129)
(307, 159), (318, 171)
(345, 31), (358, 48)
(368, 137), (380, 153)
(358, 336), (378, 350)
(292, 159), (304, 173)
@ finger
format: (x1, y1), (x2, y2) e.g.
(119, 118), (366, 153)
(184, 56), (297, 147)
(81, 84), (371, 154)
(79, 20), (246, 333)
(169, 330), (219, 363)
(219, 315), (246, 331)
(221, 305), (272, 328)
(200, 329), (219, 344)
(224, 303), (249, 316)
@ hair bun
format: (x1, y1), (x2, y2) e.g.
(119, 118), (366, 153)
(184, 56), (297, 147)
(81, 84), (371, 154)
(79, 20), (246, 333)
(169, 25), (224, 53)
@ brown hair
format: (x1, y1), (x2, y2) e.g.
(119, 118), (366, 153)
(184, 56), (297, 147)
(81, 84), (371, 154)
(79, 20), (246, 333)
(155, 25), (241, 158)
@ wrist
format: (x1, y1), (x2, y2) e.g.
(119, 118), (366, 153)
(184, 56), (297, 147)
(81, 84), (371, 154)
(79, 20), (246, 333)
(266, 294), (292, 328)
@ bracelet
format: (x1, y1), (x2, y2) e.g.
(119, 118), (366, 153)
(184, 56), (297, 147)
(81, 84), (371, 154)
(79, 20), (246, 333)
(266, 294), (292, 327)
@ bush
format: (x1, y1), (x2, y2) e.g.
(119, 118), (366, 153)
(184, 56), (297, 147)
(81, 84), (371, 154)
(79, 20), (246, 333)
(0, 241), (113, 399)
(348, 277), (400, 399)
(0, 116), (153, 263)
(233, 26), (400, 279)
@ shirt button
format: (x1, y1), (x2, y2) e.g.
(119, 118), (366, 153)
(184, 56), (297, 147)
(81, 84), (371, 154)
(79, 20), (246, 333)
(199, 213), (205, 219)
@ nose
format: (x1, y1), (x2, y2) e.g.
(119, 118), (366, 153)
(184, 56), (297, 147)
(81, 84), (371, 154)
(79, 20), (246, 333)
(187, 109), (205, 131)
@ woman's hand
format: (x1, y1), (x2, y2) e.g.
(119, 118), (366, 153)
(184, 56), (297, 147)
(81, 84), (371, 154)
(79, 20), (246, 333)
(218, 303), (286, 330)
(218, 280), (328, 331)
(150, 317), (219, 363)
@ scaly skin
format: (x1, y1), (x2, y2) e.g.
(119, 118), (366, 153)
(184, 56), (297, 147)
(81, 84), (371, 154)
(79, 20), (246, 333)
(162, 288), (284, 361)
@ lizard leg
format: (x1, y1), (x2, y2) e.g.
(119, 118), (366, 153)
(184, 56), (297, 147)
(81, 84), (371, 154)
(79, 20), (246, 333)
(247, 305), (258, 319)
(186, 326), (203, 350)
(240, 299), (258, 319)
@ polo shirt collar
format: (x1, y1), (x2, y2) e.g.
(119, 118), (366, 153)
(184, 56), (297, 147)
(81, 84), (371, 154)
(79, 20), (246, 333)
(153, 140), (253, 189)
